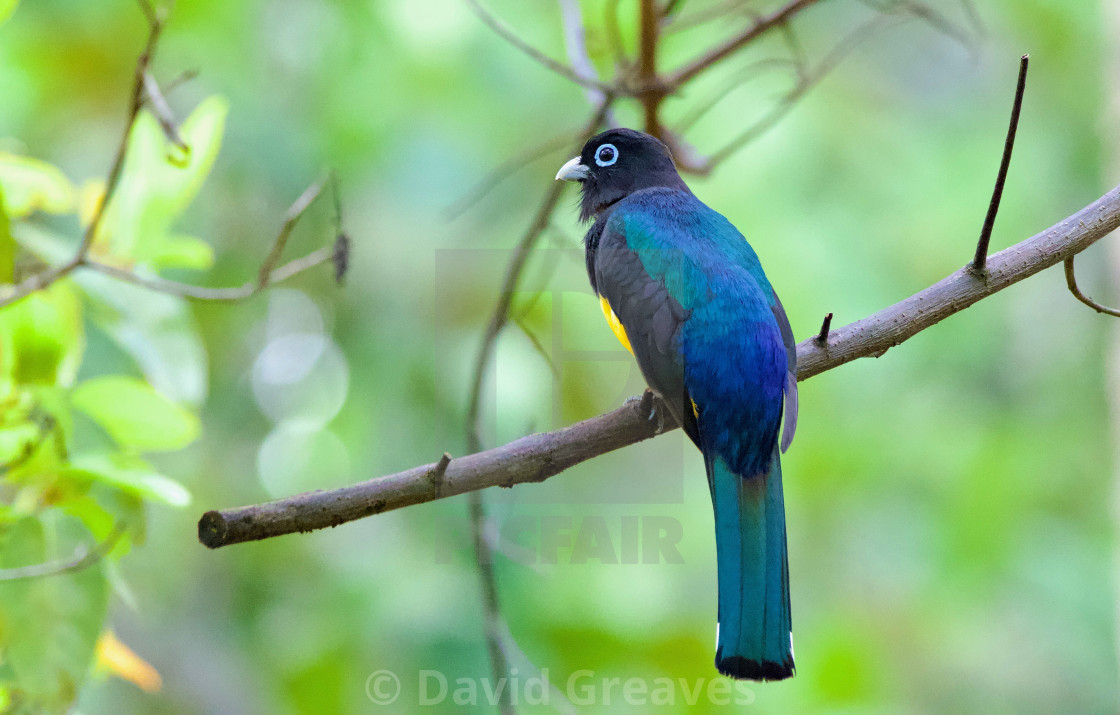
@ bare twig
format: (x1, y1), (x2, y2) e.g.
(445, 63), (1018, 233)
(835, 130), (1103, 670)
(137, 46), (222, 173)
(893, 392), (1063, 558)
(1064, 255), (1120, 317)
(661, 0), (687, 17)
(972, 54), (1029, 275)
(198, 183), (1120, 548)
(465, 0), (614, 95)
(816, 312), (833, 344)
(444, 132), (575, 220)
(666, 0), (828, 88)
(142, 70), (187, 152)
(557, 0), (606, 106)
(52, 179), (334, 302)
(257, 177), (327, 288)
(689, 12), (901, 174)
(84, 246), (335, 301)
(0, 8), (166, 308)
(674, 57), (795, 134)
(663, 0), (759, 33)
(0, 522), (126, 581)
(162, 68), (199, 94)
(468, 489), (514, 715)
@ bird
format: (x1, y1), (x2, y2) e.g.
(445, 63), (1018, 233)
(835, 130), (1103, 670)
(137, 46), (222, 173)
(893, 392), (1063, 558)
(555, 128), (798, 681)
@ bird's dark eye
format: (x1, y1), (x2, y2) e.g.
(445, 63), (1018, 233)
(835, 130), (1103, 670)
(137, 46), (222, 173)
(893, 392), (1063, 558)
(594, 143), (619, 167)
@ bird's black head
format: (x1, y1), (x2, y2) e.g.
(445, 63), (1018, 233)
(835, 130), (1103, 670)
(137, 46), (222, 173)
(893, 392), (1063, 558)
(555, 128), (688, 221)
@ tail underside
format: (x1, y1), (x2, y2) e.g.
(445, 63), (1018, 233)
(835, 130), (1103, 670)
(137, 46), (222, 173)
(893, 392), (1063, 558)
(708, 448), (793, 681)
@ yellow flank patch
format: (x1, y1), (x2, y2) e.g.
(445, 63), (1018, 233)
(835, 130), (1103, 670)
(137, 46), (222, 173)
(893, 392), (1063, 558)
(599, 295), (633, 355)
(691, 399), (699, 418)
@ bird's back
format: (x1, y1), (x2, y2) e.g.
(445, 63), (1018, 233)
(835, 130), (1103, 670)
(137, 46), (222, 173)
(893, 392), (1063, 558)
(604, 188), (788, 475)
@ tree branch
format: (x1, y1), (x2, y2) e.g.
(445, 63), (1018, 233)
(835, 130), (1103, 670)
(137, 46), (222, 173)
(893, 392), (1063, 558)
(666, 0), (828, 88)
(0, 9), (338, 310)
(198, 183), (1120, 548)
(0, 7), (165, 309)
(55, 178), (337, 302)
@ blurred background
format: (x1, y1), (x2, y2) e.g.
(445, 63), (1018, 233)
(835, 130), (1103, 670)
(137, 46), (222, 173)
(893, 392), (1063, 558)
(1, 0), (1118, 712)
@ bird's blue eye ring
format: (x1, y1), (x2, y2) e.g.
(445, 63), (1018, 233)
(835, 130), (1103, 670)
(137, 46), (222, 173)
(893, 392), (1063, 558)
(594, 143), (619, 167)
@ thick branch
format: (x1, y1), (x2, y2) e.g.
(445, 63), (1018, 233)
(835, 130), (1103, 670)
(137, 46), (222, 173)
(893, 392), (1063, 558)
(199, 183), (1120, 548)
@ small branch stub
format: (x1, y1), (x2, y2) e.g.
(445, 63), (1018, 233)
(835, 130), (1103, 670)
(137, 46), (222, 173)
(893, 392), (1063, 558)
(816, 312), (833, 344)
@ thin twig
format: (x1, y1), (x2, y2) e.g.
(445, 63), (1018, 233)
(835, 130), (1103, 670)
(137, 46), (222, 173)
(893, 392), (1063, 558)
(199, 182), (1120, 548)
(79, 6), (164, 258)
(465, 0), (614, 95)
(1064, 255), (1120, 317)
(162, 68), (199, 94)
(468, 490), (513, 715)
(83, 246), (333, 301)
(443, 132), (575, 220)
(0, 522), (126, 581)
(464, 98), (613, 454)
(674, 57), (795, 134)
(891, 0), (979, 55)
(661, 0), (687, 17)
(20, 179), (334, 302)
(0, 8), (165, 308)
(666, 0), (828, 88)
(663, 0), (759, 33)
(690, 13), (901, 174)
(972, 54), (1029, 275)
(142, 70), (188, 151)
(557, 0), (606, 106)
(257, 177), (327, 288)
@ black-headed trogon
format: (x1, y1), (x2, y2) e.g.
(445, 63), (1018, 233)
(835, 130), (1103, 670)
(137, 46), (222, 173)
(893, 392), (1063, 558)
(556, 128), (798, 681)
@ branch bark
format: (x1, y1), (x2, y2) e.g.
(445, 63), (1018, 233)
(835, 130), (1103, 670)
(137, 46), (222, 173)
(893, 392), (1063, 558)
(199, 182), (1120, 548)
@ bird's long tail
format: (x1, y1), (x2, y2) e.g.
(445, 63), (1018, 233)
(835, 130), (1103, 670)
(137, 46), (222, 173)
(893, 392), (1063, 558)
(708, 446), (794, 680)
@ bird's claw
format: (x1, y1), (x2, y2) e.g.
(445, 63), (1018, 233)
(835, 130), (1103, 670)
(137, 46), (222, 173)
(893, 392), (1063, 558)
(637, 389), (667, 434)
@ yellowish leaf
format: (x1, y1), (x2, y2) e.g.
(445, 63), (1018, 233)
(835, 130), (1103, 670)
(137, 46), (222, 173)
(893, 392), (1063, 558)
(0, 153), (75, 218)
(95, 630), (162, 693)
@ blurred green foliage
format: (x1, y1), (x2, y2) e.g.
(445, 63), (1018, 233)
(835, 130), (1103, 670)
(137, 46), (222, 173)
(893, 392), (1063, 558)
(0, 0), (1117, 713)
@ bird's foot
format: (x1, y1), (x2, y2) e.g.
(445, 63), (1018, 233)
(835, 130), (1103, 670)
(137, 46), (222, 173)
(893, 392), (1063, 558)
(637, 389), (667, 434)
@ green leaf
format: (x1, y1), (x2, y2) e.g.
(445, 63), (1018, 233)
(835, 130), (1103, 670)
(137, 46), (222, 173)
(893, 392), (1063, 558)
(0, 185), (14, 283)
(0, 516), (109, 712)
(0, 153), (75, 219)
(104, 96), (228, 262)
(143, 234), (216, 271)
(0, 0), (19, 26)
(12, 224), (208, 404)
(66, 454), (191, 507)
(0, 282), (84, 386)
(70, 376), (198, 452)
(0, 422), (41, 466)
